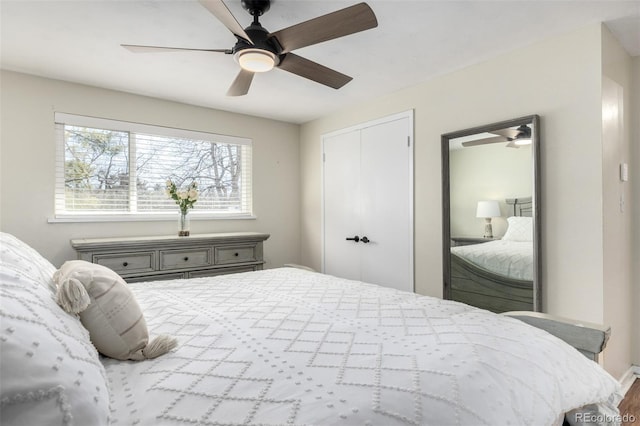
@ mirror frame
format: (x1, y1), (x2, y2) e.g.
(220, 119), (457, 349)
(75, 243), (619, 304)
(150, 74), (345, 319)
(441, 115), (542, 312)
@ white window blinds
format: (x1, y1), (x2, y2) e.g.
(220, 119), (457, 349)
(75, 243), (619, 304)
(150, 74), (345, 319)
(54, 113), (252, 219)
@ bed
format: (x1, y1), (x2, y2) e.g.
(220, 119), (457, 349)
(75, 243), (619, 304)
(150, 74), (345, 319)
(450, 197), (536, 313)
(0, 232), (622, 425)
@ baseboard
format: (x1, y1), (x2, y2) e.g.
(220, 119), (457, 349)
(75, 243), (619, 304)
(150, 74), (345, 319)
(619, 364), (640, 395)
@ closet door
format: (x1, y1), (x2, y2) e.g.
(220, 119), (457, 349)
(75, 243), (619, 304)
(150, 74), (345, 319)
(359, 117), (412, 289)
(323, 130), (362, 281)
(322, 111), (413, 292)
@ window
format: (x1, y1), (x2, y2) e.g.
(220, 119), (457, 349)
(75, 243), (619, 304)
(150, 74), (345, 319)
(54, 113), (252, 220)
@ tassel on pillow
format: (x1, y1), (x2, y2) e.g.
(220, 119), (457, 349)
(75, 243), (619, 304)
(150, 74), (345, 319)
(129, 335), (180, 361)
(54, 260), (177, 361)
(54, 274), (91, 314)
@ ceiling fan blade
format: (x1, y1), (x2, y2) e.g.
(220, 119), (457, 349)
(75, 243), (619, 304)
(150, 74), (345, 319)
(491, 128), (519, 139)
(198, 0), (253, 44)
(278, 53), (352, 89)
(269, 2), (377, 53)
(226, 69), (255, 96)
(122, 44), (231, 54)
(461, 136), (508, 147)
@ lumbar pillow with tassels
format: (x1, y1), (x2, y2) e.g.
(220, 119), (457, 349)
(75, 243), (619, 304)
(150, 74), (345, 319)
(54, 260), (177, 361)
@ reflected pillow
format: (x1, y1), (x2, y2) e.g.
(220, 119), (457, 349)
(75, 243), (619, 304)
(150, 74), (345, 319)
(502, 216), (533, 242)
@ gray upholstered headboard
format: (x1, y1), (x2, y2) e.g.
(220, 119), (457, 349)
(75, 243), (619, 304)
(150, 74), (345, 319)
(506, 196), (532, 217)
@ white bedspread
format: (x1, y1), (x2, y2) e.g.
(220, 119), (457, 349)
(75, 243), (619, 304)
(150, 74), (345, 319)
(451, 240), (533, 281)
(103, 268), (620, 425)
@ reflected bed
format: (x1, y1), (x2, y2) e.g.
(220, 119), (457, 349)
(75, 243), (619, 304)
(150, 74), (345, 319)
(450, 197), (535, 313)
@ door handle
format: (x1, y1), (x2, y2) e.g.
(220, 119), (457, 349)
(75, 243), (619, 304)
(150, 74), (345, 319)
(361, 236), (370, 244)
(346, 235), (360, 242)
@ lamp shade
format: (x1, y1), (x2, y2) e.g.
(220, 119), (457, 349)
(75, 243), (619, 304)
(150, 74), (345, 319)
(513, 136), (532, 146)
(236, 49), (276, 73)
(476, 200), (501, 218)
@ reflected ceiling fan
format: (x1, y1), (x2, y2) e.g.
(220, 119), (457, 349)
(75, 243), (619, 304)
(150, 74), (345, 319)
(462, 124), (532, 148)
(122, 0), (378, 96)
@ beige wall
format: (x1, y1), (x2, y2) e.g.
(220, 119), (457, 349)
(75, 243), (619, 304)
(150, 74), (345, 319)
(601, 26), (634, 379)
(0, 71), (301, 270)
(300, 24), (635, 377)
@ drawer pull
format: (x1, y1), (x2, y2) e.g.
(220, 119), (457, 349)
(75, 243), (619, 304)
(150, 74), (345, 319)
(123, 262), (129, 267)
(183, 257), (189, 262)
(234, 252), (239, 256)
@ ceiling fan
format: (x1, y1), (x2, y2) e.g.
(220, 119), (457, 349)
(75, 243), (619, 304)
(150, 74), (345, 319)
(122, 0), (378, 96)
(462, 124), (532, 148)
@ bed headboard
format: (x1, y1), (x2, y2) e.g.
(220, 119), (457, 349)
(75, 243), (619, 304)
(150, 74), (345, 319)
(505, 196), (532, 217)
(503, 311), (610, 362)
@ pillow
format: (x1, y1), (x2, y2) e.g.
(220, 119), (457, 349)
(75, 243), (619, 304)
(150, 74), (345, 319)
(0, 232), (57, 293)
(501, 216), (533, 242)
(53, 260), (177, 361)
(0, 244), (110, 425)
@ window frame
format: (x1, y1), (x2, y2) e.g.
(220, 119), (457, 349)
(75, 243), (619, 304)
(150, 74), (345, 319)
(51, 113), (255, 223)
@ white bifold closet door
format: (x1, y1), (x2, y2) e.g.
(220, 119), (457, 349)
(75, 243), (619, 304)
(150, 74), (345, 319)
(322, 111), (413, 292)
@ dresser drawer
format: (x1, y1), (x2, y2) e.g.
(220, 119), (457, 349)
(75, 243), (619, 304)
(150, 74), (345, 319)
(94, 252), (155, 275)
(160, 248), (211, 270)
(215, 245), (256, 264)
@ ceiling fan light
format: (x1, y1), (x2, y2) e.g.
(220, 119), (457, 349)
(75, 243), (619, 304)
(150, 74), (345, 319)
(236, 49), (276, 73)
(513, 138), (532, 146)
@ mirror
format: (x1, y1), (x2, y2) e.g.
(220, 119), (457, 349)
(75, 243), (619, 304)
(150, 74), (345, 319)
(441, 115), (541, 312)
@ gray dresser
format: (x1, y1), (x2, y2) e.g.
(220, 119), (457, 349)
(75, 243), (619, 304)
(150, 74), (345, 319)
(71, 232), (270, 283)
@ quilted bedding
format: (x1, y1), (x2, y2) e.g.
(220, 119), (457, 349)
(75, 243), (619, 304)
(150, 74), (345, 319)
(103, 268), (620, 425)
(451, 240), (533, 281)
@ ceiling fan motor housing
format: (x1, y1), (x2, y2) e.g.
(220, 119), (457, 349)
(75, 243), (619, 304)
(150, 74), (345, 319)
(517, 124), (532, 138)
(232, 21), (281, 69)
(241, 0), (271, 16)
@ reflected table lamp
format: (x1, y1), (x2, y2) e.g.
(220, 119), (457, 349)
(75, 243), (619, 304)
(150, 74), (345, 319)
(476, 200), (501, 238)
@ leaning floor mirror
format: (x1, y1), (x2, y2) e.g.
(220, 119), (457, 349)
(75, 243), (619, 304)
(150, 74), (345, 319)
(441, 115), (541, 313)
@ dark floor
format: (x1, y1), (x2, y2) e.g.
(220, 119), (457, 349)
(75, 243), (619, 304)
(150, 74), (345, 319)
(620, 379), (639, 425)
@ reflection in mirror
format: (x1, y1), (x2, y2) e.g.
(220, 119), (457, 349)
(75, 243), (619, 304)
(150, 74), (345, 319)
(442, 115), (541, 313)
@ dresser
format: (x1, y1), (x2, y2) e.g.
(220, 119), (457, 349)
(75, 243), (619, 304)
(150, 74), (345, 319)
(71, 232), (270, 283)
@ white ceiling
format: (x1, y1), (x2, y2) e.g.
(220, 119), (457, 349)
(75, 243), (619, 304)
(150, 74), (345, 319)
(1, 0), (638, 124)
